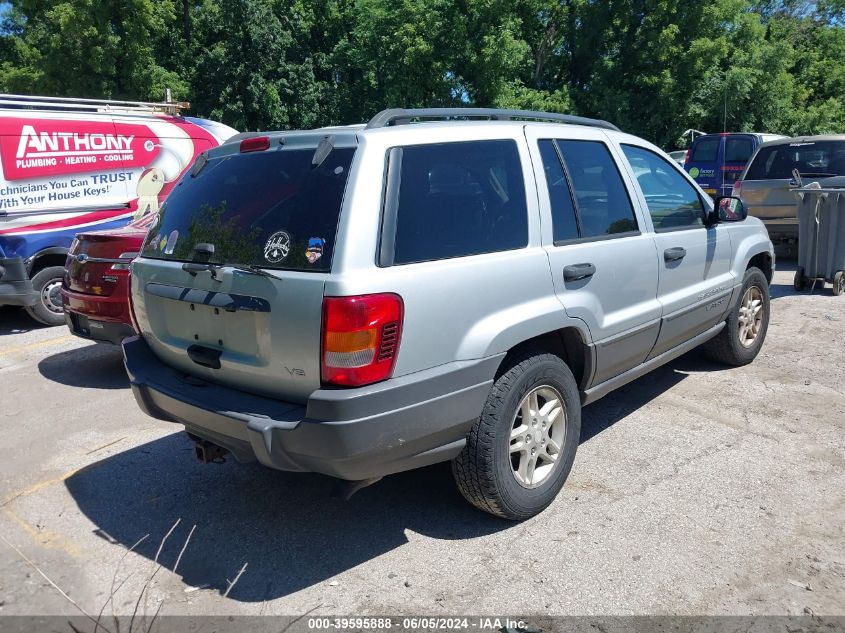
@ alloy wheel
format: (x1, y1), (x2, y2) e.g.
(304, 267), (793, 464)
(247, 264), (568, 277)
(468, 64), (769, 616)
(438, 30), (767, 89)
(509, 385), (566, 488)
(737, 285), (764, 348)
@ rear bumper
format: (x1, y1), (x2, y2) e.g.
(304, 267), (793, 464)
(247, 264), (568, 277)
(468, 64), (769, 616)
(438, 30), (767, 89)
(0, 257), (37, 307)
(62, 284), (134, 344)
(122, 336), (499, 481)
(759, 217), (798, 241)
(65, 310), (136, 345)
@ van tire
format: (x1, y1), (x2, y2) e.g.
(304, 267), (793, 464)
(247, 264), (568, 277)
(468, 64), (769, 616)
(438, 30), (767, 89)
(793, 267), (806, 292)
(702, 267), (770, 367)
(25, 266), (67, 326)
(833, 271), (844, 296)
(452, 350), (580, 521)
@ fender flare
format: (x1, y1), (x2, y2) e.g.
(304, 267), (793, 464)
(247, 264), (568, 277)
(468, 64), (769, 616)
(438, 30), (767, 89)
(26, 247), (70, 275)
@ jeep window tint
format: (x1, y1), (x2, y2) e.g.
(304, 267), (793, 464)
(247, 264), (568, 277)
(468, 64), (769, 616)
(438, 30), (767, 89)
(621, 145), (704, 231)
(388, 140), (528, 265)
(745, 141), (845, 180)
(140, 146), (355, 271)
(691, 137), (719, 162)
(556, 140), (638, 237)
(537, 140), (579, 242)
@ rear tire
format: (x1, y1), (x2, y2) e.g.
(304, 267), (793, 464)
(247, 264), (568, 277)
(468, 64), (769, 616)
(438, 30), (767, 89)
(703, 266), (770, 367)
(452, 350), (581, 520)
(24, 266), (66, 326)
(833, 271), (844, 296)
(793, 267), (805, 292)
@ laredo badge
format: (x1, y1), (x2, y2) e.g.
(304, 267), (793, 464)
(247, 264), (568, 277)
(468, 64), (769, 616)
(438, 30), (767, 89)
(264, 230), (291, 263)
(305, 237), (325, 264)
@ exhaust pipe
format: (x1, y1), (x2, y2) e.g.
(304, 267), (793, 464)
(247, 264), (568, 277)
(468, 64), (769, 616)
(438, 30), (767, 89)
(193, 439), (229, 464)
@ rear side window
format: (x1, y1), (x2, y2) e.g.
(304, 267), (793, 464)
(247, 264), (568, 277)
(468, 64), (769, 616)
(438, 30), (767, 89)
(556, 140), (638, 237)
(140, 145), (355, 271)
(385, 140), (528, 265)
(745, 141), (845, 180)
(691, 138), (719, 162)
(725, 137), (754, 163)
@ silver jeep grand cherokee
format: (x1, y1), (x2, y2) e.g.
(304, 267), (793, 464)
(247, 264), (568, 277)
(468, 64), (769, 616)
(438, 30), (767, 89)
(124, 108), (774, 520)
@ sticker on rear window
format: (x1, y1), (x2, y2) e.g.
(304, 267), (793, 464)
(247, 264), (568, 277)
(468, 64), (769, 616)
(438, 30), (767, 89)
(306, 237), (325, 264)
(264, 231), (291, 263)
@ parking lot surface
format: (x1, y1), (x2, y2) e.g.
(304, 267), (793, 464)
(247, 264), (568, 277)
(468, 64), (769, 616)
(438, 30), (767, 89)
(0, 262), (843, 617)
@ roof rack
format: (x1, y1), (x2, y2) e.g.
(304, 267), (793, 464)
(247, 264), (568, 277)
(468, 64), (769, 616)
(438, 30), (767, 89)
(365, 107), (620, 132)
(0, 93), (189, 115)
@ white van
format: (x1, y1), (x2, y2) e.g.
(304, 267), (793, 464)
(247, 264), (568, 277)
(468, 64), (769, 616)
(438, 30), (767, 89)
(0, 94), (237, 324)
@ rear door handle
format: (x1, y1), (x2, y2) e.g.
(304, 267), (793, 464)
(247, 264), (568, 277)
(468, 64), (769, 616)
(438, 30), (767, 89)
(664, 247), (687, 262)
(563, 263), (596, 282)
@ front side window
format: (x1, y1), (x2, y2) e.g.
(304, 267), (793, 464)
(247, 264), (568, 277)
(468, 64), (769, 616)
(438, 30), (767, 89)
(555, 140), (638, 237)
(621, 145), (705, 231)
(386, 140), (528, 265)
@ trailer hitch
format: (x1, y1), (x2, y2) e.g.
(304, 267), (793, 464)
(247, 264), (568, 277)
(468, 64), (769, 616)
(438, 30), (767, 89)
(193, 439), (228, 464)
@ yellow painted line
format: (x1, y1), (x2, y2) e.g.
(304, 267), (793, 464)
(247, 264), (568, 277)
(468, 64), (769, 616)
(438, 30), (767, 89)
(1, 463), (95, 507)
(0, 334), (76, 356)
(1, 464), (98, 558)
(3, 506), (81, 557)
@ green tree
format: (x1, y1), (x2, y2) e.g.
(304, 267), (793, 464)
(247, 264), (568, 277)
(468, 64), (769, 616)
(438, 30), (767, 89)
(190, 0), (334, 130)
(1, 0), (843, 144)
(0, 0), (186, 100)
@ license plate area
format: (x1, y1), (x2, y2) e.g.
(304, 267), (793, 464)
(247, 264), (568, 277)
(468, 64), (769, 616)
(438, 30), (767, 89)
(143, 283), (270, 361)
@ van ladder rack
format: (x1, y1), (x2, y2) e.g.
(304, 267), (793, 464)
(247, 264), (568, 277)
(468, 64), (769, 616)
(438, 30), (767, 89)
(365, 107), (620, 132)
(0, 93), (189, 115)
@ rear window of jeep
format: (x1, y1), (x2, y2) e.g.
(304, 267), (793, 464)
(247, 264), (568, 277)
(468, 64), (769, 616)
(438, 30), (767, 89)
(140, 146), (355, 271)
(383, 140), (528, 265)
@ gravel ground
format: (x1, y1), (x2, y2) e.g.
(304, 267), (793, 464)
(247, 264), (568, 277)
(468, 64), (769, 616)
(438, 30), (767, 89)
(0, 261), (842, 619)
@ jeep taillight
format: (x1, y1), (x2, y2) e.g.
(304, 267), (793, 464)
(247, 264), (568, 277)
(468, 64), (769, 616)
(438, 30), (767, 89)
(321, 293), (403, 387)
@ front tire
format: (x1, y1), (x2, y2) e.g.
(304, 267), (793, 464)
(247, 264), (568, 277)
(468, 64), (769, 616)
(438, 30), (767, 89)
(24, 266), (67, 326)
(703, 266), (770, 366)
(452, 351), (581, 520)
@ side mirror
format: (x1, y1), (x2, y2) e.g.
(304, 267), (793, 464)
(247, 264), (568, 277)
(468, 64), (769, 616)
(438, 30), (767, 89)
(710, 196), (747, 224)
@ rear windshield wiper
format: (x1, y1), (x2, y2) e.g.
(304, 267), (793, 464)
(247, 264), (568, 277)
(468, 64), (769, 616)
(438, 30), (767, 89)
(225, 264), (282, 280)
(181, 261), (280, 281)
